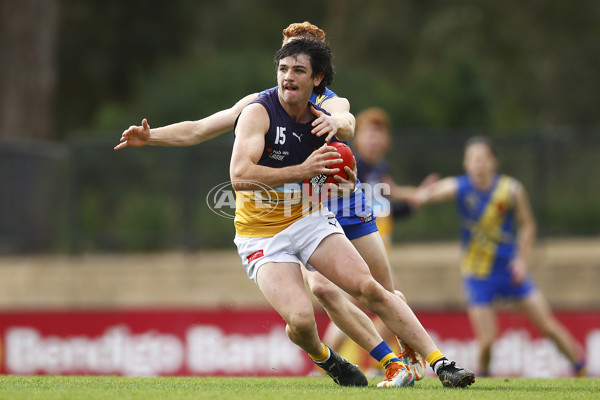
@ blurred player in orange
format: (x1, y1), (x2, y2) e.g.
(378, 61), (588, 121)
(352, 107), (438, 250)
(116, 22), (476, 388)
(404, 136), (586, 377)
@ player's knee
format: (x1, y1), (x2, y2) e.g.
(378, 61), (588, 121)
(394, 289), (407, 303)
(479, 337), (494, 350)
(478, 332), (497, 349)
(355, 278), (386, 308)
(285, 310), (316, 337)
(309, 278), (340, 307)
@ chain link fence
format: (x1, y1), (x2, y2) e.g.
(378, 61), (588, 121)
(1, 131), (598, 254)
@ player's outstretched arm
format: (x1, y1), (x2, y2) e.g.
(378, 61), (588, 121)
(411, 176), (458, 207)
(312, 96), (355, 142)
(114, 93), (258, 150)
(386, 173), (441, 203)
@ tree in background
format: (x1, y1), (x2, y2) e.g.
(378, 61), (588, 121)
(0, 0), (58, 141)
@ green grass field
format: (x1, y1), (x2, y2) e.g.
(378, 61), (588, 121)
(0, 376), (597, 400)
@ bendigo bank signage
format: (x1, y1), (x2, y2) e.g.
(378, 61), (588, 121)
(0, 309), (598, 377)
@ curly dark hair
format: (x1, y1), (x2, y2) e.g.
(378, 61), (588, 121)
(274, 38), (334, 96)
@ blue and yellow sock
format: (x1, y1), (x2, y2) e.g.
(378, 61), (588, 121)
(574, 359), (586, 377)
(369, 341), (402, 369)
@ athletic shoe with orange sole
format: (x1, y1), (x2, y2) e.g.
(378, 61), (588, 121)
(396, 337), (426, 381)
(377, 361), (415, 387)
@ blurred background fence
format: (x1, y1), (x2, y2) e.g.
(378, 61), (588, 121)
(2, 0), (600, 254)
(2, 130), (598, 254)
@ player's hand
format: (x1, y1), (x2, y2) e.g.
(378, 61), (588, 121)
(313, 156), (356, 201)
(418, 173), (441, 188)
(332, 156), (357, 195)
(509, 257), (528, 284)
(310, 106), (340, 143)
(302, 143), (342, 178)
(407, 173), (441, 208)
(114, 118), (151, 150)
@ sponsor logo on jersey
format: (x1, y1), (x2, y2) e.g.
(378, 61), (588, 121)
(247, 250), (264, 263)
(360, 213), (374, 223)
(267, 149), (289, 162)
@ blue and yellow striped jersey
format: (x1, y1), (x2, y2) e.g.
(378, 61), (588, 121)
(260, 87), (337, 107)
(310, 87), (337, 106)
(456, 174), (520, 277)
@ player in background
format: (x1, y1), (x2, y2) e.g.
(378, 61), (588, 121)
(114, 22), (467, 386)
(352, 107), (439, 250)
(402, 136), (586, 377)
(323, 107), (439, 373)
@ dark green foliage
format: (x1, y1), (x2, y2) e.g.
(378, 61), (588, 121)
(55, 1), (600, 136)
(4, 1), (600, 253)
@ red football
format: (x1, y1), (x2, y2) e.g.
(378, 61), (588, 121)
(325, 141), (353, 182)
(303, 142), (354, 199)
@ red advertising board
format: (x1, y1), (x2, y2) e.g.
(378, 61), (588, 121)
(0, 309), (598, 377)
(419, 311), (600, 378)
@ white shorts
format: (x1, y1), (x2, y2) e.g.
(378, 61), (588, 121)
(234, 209), (344, 284)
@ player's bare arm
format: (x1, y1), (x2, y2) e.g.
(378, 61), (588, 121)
(230, 104), (343, 191)
(114, 93), (259, 150)
(312, 96), (355, 142)
(413, 176), (458, 207)
(511, 182), (538, 283)
(385, 173), (441, 203)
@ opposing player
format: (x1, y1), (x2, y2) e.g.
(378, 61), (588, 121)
(322, 107), (439, 372)
(404, 136), (586, 377)
(115, 23), (472, 387)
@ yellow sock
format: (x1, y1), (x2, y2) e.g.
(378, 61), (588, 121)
(425, 349), (445, 366)
(380, 353), (401, 369)
(309, 343), (329, 362)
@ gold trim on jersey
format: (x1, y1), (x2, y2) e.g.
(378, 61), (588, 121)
(375, 215), (394, 254)
(461, 175), (518, 277)
(313, 94), (327, 106)
(234, 186), (322, 237)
